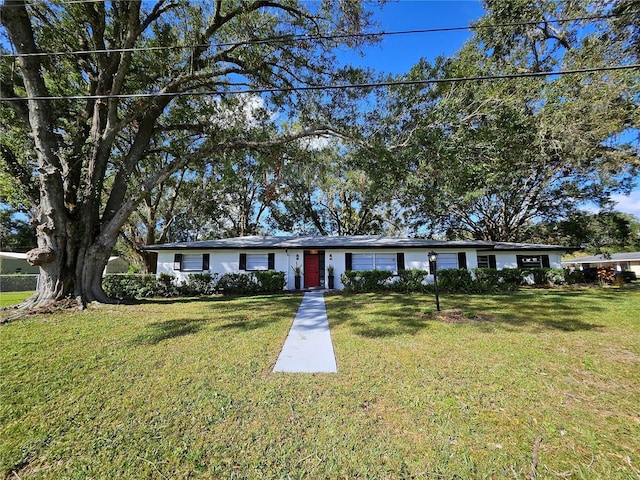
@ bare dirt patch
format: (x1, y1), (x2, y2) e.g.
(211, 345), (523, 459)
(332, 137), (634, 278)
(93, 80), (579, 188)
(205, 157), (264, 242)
(604, 348), (640, 363)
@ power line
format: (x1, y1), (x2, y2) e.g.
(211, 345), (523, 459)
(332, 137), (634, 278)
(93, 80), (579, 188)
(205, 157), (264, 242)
(2, 64), (638, 102)
(1, 13), (625, 59)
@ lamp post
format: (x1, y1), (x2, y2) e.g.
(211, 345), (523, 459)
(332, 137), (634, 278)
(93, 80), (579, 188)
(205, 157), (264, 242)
(428, 251), (440, 312)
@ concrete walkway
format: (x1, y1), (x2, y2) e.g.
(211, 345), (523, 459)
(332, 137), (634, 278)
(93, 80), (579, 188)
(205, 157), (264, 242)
(273, 291), (337, 373)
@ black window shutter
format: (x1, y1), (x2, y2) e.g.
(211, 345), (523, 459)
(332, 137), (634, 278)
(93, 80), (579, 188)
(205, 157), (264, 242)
(174, 253), (182, 271)
(396, 252), (405, 271)
(268, 253), (275, 270)
(542, 254), (550, 268)
(489, 255), (497, 269)
(345, 253), (352, 271)
(203, 253), (210, 271)
(516, 255), (525, 268)
(458, 252), (467, 269)
(239, 253), (247, 270)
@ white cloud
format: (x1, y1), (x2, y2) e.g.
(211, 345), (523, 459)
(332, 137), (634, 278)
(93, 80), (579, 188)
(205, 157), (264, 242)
(299, 135), (331, 151)
(203, 93), (273, 129)
(577, 189), (640, 218)
(611, 190), (640, 218)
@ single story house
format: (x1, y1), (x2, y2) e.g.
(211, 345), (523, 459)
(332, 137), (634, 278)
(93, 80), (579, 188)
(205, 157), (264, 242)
(562, 252), (640, 277)
(104, 256), (130, 274)
(0, 252), (129, 275)
(0, 252), (40, 274)
(146, 235), (569, 291)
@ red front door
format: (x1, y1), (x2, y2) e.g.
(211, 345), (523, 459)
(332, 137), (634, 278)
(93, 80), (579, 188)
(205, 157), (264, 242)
(304, 253), (320, 287)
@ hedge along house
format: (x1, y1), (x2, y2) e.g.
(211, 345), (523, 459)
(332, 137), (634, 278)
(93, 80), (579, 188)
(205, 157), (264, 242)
(145, 236), (569, 291)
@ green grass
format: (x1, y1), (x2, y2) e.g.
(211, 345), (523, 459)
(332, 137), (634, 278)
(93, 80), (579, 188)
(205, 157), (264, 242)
(1, 288), (639, 478)
(0, 291), (33, 308)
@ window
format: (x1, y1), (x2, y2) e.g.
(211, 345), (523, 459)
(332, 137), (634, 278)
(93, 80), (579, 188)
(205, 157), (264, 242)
(246, 254), (269, 271)
(436, 253), (458, 270)
(182, 254), (203, 271)
(174, 253), (209, 272)
(516, 255), (550, 268)
(350, 253), (397, 272)
(352, 253), (373, 271)
(375, 253), (397, 271)
(239, 253), (275, 271)
(477, 254), (497, 269)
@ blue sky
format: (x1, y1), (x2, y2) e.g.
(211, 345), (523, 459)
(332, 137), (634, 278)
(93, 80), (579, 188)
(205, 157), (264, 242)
(338, 0), (640, 218)
(347, 0), (485, 74)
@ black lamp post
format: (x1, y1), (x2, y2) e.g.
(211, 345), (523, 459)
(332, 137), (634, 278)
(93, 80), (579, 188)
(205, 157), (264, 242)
(428, 251), (440, 312)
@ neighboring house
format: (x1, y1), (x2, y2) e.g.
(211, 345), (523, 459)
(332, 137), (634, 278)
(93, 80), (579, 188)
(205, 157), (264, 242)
(104, 256), (130, 275)
(562, 252), (640, 277)
(146, 236), (568, 291)
(0, 252), (40, 274)
(0, 252), (129, 275)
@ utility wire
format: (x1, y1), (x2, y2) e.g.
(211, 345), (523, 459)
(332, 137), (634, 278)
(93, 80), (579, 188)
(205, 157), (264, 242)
(2, 64), (638, 102)
(1, 13), (626, 58)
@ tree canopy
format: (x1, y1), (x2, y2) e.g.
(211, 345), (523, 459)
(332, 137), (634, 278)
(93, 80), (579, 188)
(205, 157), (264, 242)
(357, 0), (639, 241)
(0, 0), (377, 306)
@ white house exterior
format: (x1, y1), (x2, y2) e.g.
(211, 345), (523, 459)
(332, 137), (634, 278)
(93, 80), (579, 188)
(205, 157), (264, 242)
(562, 252), (640, 277)
(146, 236), (568, 291)
(0, 252), (129, 276)
(0, 252), (41, 274)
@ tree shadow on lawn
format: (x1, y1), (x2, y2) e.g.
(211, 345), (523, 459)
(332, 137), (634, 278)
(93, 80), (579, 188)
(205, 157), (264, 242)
(327, 294), (432, 338)
(212, 295), (304, 332)
(327, 289), (620, 338)
(213, 314), (283, 332)
(458, 288), (612, 333)
(132, 318), (209, 345)
(128, 293), (303, 306)
(126, 296), (244, 305)
(349, 316), (431, 338)
(129, 295), (303, 343)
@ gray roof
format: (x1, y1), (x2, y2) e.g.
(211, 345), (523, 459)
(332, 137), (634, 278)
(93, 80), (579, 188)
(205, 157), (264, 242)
(146, 235), (568, 252)
(562, 252), (640, 264)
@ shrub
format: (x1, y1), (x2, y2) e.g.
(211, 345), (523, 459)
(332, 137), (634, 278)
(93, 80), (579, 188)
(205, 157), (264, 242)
(612, 273), (626, 287)
(103, 274), (158, 299)
(341, 270), (394, 293)
(253, 270), (286, 294)
(155, 273), (180, 297)
(217, 273), (258, 295)
(525, 268), (552, 285)
(183, 273), (218, 296)
(436, 268), (475, 293)
(0, 274), (39, 292)
(547, 268), (566, 286)
(564, 268), (586, 285)
(597, 266), (616, 284)
(521, 268), (574, 287)
(389, 269), (429, 293)
(500, 268), (526, 288)
(471, 268), (509, 293)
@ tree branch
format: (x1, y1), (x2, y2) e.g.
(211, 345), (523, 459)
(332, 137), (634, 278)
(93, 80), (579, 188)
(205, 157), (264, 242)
(0, 82), (30, 123)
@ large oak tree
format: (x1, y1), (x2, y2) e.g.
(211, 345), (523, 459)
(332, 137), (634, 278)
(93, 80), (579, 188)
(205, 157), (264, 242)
(0, 0), (375, 307)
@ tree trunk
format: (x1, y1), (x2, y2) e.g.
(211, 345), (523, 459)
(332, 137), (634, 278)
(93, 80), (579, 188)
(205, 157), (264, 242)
(20, 209), (117, 310)
(21, 254), (114, 310)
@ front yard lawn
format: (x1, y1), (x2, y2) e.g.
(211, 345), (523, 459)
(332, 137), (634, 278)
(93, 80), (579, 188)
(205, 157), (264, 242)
(1, 288), (638, 478)
(0, 291), (33, 308)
